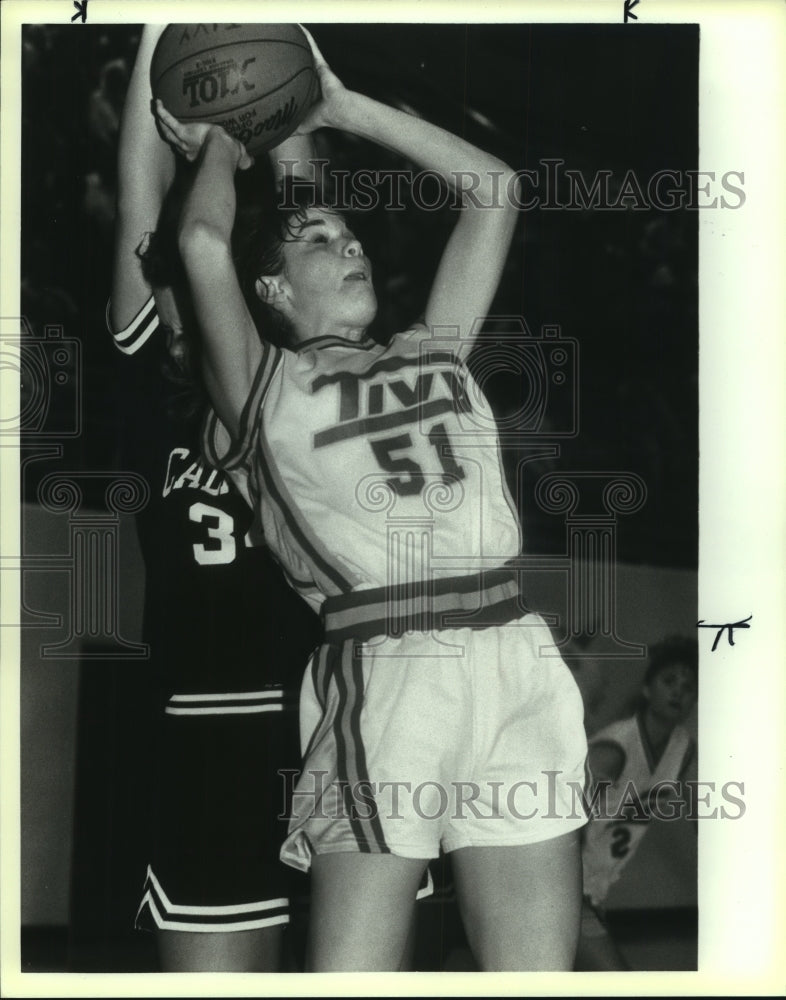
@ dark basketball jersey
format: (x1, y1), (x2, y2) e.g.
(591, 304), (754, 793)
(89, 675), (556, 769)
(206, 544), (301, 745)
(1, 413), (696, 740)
(109, 297), (322, 700)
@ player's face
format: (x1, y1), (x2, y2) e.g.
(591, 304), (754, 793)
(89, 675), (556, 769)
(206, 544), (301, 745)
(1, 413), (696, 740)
(275, 208), (377, 340)
(644, 663), (697, 723)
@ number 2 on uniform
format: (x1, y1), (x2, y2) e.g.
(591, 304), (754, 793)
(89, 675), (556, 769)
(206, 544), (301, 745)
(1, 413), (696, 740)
(189, 501), (237, 565)
(370, 422), (465, 496)
(610, 825), (632, 859)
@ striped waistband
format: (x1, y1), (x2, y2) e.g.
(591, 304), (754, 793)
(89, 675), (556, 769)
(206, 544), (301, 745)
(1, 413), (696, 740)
(322, 564), (527, 644)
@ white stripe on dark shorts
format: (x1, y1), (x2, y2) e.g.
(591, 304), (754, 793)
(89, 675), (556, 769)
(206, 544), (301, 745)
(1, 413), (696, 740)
(165, 689), (286, 716)
(135, 867), (290, 931)
(164, 704), (284, 716)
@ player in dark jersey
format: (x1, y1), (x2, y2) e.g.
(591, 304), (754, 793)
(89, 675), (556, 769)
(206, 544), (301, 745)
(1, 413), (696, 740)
(110, 25), (321, 971)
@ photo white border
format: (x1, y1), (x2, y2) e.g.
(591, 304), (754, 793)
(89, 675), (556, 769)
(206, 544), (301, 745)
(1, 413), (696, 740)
(2, 0), (784, 996)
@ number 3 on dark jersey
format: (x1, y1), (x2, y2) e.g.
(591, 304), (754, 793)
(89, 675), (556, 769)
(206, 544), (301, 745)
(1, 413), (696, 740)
(189, 501), (237, 565)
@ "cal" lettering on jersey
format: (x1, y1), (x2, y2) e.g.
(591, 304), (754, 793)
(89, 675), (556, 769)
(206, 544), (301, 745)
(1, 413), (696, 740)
(163, 447), (229, 497)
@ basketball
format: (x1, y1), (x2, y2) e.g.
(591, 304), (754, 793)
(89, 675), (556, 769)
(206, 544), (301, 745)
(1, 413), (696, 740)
(150, 23), (317, 155)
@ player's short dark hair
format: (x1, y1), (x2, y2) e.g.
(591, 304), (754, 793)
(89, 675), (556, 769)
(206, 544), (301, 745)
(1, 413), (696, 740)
(233, 175), (335, 349)
(137, 167), (335, 411)
(643, 635), (699, 687)
(136, 163), (315, 413)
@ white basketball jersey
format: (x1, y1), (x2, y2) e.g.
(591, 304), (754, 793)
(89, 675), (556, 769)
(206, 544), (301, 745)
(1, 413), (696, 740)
(204, 327), (522, 614)
(582, 714), (694, 907)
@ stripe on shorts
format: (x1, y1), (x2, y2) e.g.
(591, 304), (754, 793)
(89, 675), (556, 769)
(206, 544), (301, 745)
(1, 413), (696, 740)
(135, 866), (289, 933)
(330, 643), (389, 854)
(164, 689), (287, 716)
(310, 645), (332, 711)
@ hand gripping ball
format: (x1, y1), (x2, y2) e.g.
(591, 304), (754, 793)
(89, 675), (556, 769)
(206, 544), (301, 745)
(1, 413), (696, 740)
(151, 23), (317, 154)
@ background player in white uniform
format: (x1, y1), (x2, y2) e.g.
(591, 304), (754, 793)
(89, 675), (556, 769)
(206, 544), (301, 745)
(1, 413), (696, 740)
(110, 26), (322, 972)
(575, 636), (698, 971)
(154, 30), (588, 971)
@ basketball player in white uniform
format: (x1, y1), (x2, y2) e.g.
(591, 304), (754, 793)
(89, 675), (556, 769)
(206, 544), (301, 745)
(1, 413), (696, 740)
(154, 30), (589, 971)
(576, 636), (698, 970)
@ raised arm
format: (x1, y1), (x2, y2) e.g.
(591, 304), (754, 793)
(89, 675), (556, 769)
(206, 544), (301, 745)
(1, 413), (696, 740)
(111, 25), (175, 332)
(151, 106), (260, 439)
(152, 110), (318, 440)
(297, 32), (520, 356)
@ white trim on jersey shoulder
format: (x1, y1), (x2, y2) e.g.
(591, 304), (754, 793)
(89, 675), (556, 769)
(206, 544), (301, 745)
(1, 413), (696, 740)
(106, 296), (159, 355)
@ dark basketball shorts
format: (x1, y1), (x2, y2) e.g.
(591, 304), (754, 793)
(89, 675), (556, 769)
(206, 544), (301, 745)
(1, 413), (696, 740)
(136, 685), (303, 934)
